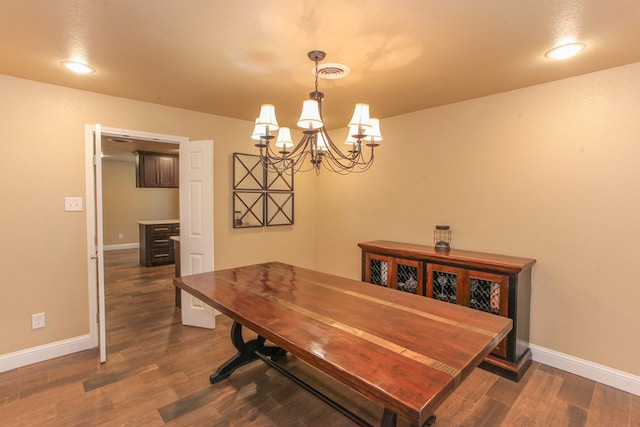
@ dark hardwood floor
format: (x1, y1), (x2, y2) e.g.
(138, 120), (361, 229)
(0, 249), (638, 426)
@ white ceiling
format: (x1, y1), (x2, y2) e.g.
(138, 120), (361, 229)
(1, 1), (640, 131)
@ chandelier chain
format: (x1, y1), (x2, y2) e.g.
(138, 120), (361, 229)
(314, 57), (319, 93)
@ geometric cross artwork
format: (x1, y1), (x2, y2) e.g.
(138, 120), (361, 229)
(265, 192), (294, 226)
(233, 152), (264, 190)
(232, 153), (294, 228)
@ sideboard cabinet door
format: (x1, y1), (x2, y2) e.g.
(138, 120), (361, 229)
(364, 252), (424, 296)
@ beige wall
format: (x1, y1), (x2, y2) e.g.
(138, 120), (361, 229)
(0, 74), (317, 355)
(2, 61), (639, 379)
(102, 160), (179, 246)
(316, 62), (640, 376)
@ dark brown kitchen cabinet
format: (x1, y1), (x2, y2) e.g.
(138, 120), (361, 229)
(359, 240), (535, 381)
(138, 221), (180, 266)
(135, 151), (179, 188)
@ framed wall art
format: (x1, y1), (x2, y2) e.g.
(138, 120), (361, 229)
(232, 153), (294, 228)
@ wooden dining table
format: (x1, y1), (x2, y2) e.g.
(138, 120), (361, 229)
(174, 261), (512, 427)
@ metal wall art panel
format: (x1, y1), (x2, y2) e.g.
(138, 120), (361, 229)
(266, 165), (294, 191)
(232, 153), (294, 228)
(233, 192), (265, 228)
(233, 153), (264, 190)
(266, 192), (294, 226)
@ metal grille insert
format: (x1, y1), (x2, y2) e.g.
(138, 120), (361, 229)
(470, 278), (501, 315)
(370, 260), (388, 287)
(396, 264), (418, 294)
(432, 271), (457, 303)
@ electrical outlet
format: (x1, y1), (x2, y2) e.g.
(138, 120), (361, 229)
(32, 312), (45, 329)
(118, 233), (124, 239)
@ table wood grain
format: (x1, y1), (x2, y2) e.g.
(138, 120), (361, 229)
(174, 261), (512, 426)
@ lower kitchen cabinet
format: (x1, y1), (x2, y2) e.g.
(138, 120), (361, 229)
(138, 220), (180, 267)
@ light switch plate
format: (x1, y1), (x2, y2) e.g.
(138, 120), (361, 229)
(65, 197), (83, 212)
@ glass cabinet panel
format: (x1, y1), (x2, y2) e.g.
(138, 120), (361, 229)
(396, 263), (419, 294)
(368, 257), (389, 287)
(431, 270), (458, 303)
(470, 278), (501, 314)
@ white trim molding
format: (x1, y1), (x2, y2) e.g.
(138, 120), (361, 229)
(531, 344), (639, 396)
(104, 243), (139, 251)
(0, 335), (93, 373)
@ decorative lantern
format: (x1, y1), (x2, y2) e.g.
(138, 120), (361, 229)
(434, 225), (451, 251)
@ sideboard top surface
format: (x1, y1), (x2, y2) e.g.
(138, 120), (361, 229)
(358, 240), (536, 273)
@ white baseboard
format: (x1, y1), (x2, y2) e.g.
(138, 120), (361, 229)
(2, 337), (637, 397)
(0, 335), (94, 373)
(530, 344), (639, 396)
(104, 243), (139, 251)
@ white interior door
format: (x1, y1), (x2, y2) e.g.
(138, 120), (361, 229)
(179, 139), (218, 328)
(85, 124), (107, 362)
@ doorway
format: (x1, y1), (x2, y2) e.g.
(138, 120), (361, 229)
(85, 125), (188, 362)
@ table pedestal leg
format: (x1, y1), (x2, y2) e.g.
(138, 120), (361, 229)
(381, 409), (396, 427)
(210, 321), (286, 384)
(381, 409), (436, 427)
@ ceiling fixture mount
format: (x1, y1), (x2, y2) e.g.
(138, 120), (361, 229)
(545, 42), (586, 60)
(60, 60), (96, 74)
(316, 62), (350, 80)
(250, 50), (382, 175)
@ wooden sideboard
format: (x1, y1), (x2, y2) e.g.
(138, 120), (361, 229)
(358, 240), (536, 381)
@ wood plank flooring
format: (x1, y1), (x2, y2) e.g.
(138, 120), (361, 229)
(0, 249), (638, 426)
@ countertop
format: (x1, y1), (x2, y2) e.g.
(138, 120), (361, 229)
(136, 219), (179, 225)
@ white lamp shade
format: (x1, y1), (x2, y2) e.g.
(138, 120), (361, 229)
(315, 131), (329, 151)
(366, 118), (383, 142)
(345, 124), (360, 145)
(256, 104), (279, 130)
(348, 103), (372, 128)
(275, 127), (294, 148)
(297, 100), (324, 130)
(251, 119), (270, 141)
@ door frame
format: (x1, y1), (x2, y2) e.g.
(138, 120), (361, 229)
(85, 124), (188, 362)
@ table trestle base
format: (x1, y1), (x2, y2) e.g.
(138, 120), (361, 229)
(209, 321), (287, 384)
(212, 321), (426, 427)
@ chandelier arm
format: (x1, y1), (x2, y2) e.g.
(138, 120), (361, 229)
(323, 142), (377, 174)
(323, 135), (375, 169)
(319, 129), (359, 161)
(259, 132), (319, 174)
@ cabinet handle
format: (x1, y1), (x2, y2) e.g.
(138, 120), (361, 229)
(155, 227), (170, 232)
(154, 254), (170, 258)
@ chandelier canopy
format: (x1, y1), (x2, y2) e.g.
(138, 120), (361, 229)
(251, 50), (382, 175)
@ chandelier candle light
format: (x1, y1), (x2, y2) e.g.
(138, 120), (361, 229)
(251, 50), (382, 174)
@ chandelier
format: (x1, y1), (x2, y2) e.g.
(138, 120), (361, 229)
(251, 50), (382, 175)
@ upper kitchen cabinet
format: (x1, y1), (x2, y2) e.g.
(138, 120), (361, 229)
(135, 151), (179, 188)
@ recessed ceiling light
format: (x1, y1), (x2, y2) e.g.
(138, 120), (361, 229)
(61, 60), (96, 74)
(545, 43), (586, 60)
